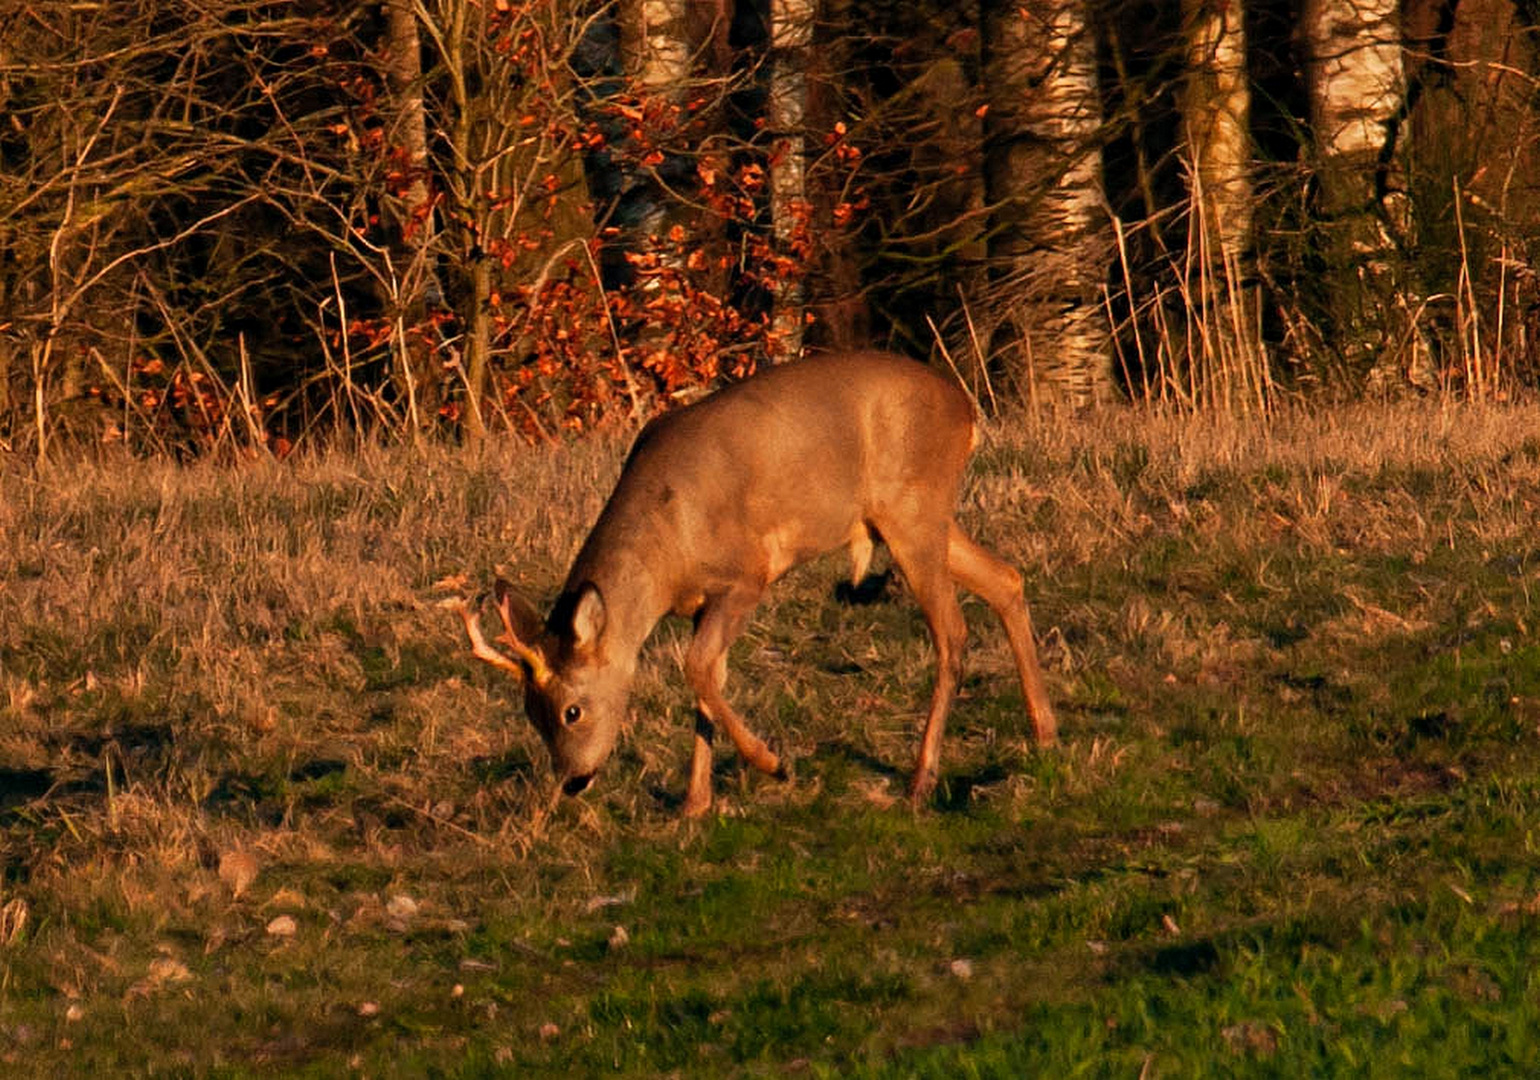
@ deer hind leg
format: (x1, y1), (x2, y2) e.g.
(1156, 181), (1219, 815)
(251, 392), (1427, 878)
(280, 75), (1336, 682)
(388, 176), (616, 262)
(683, 712), (715, 819)
(946, 522), (1057, 746)
(884, 526), (968, 806)
(682, 585), (786, 816)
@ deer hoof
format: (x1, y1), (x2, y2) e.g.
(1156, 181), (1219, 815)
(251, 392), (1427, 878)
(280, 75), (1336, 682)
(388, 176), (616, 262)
(746, 741), (783, 778)
(907, 769), (938, 808)
(1032, 712), (1059, 747)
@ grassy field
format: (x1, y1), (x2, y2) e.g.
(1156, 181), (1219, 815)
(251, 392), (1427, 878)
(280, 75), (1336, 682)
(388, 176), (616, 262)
(5, 400), (1540, 1076)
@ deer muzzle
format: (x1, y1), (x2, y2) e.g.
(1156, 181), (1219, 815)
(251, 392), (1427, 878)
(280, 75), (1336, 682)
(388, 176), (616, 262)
(561, 772), (596, 796)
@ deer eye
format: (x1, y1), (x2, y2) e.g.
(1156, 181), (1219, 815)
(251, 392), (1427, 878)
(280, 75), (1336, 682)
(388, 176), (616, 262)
(563, 704), (583, 727)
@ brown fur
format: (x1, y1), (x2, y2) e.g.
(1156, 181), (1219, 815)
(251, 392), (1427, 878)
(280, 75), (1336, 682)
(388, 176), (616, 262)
(459, 351), (1057, 814)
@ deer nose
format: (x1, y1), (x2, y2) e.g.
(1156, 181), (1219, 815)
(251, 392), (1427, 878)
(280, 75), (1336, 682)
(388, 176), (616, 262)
(562, 773), (595, 796)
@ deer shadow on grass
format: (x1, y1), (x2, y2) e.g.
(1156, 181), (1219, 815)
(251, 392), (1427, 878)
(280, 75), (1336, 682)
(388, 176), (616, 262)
(804, 734), (1017, 814)
(931, 761), (1013, 812)
(3, 722), (177, 815)
(813, 737), (906, 783)
(640, 735), (1018, 814)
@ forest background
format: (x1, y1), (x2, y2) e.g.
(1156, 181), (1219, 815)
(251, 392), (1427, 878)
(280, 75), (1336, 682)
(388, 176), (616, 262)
(3, 0), (1535, 456)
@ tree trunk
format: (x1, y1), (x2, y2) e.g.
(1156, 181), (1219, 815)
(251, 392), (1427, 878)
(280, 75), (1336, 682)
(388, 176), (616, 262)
(462, 253), (493, 438)
(621, 0), (693, 107)
(1181, 0), (1267, 410)
(620, 0), (692, 249)
(1303, 0), (1428, 389)
(382, 0), (442, 431)
(616, 0), (698, 392)
(768, 0), (814, 359)
(981, 0), (1112, 407)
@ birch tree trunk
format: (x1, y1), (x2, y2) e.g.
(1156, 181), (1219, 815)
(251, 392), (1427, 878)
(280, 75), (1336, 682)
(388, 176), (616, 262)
(382, 0), (441, 431)
(1181, 0), (1267, 409)
(982, 0), (1111, 407)
(768, 0), (814, 359)
(1303, 0), (1429, 388)
(620, 0), (692, 251)
(616, 0), (696, 390)
(621, 0), (692, 131)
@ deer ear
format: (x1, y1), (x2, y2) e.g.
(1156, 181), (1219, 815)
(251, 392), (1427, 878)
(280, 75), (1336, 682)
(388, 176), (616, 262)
(570, 583), (607, 651)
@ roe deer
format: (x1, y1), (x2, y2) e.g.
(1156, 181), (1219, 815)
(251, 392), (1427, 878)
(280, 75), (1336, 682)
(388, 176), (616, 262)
(454, 350), (1056, 815)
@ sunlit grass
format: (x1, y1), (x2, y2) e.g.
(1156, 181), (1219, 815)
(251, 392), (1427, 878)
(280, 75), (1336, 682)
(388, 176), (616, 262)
(4, 399), (1540, 1074)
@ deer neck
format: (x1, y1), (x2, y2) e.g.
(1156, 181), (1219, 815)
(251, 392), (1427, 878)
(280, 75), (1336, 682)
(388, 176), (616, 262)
(563, 544), (672, 675)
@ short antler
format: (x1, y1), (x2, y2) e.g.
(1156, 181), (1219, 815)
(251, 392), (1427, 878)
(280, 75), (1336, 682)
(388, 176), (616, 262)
(445, 594), (554, 687)
(492, 591), (554, 687)
(447, 596), (528, 681)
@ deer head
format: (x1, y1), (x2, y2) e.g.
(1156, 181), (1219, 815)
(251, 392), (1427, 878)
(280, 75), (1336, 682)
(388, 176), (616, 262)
(455, 578), (632, 795)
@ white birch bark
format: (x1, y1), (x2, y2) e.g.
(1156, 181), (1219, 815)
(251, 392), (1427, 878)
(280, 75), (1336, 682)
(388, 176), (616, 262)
(1305, 0), (1404, 170)
(767, 0), (814, 359)
(623, 0), (693, 93)
(621, 0), (692, 248)
(1184, 0), (1251, 267)
(1303, 0), (1428, 387)
(983, 0), (1111, 406)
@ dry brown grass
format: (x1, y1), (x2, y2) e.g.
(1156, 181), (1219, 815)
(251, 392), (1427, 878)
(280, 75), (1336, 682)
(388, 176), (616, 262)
(4, 397), (1540, 1073)
(6, 399), (1539, 843)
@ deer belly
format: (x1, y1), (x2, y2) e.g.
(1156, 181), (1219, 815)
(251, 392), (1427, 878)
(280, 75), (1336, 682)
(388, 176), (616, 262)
(761, 518), (853, 583)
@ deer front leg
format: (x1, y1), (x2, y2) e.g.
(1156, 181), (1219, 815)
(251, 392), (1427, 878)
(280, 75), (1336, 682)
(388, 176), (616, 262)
(683, 588), (785, 811)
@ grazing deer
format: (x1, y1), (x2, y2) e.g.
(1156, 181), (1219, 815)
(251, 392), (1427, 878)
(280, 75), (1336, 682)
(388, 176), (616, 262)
(454, 351), (1056, 815)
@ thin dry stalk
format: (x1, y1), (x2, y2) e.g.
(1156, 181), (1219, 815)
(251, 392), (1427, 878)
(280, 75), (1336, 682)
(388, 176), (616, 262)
(1110, 215), (1155, 403)
(954, 284), (1000, 415)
